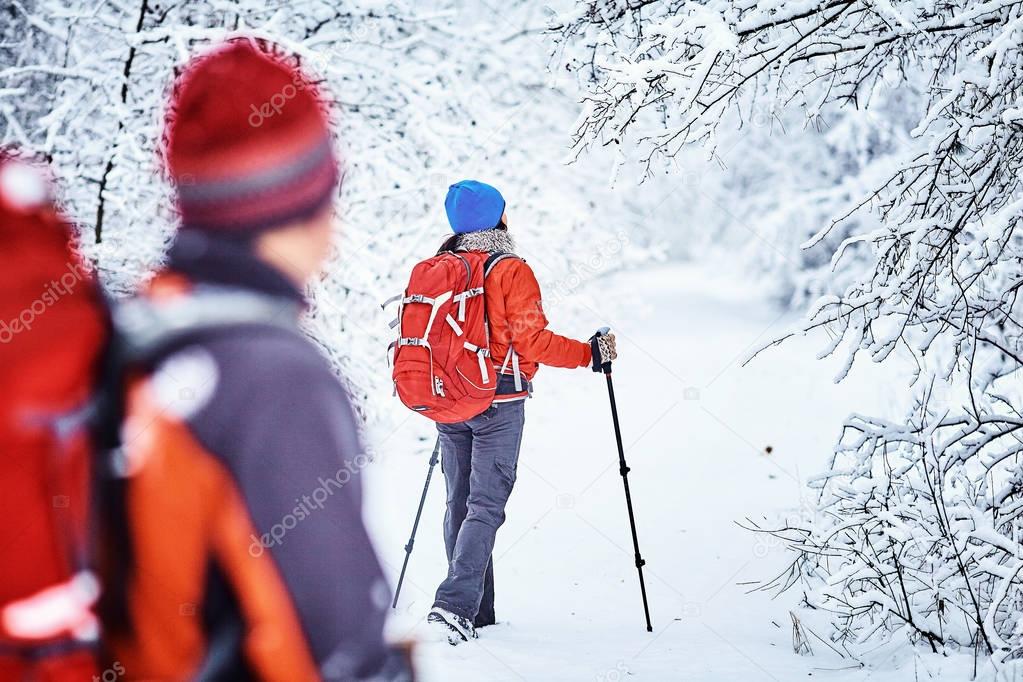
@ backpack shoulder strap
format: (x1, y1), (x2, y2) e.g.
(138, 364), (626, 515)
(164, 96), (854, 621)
(484, 251), (520, 278)
(91, 284), (305, 459)
(88, 285), (303, 634)
(112, 285), (304, 366)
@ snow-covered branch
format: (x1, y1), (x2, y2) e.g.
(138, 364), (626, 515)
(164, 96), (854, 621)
(558, 0), (1023, 668)
(1, 0), (663, 419)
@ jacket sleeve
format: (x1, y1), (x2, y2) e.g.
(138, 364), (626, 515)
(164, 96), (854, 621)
(187, 332), (411, 681)
(497, 259), (592, 369)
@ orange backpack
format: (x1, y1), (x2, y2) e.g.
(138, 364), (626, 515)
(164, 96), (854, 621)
(388, 251), (515, 423)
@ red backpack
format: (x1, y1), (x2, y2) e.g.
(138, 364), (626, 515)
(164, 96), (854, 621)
(388, 251), (515, 423)
(0, 156), (104, 680)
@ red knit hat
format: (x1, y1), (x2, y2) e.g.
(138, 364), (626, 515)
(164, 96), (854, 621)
(165, 40), (339, 234)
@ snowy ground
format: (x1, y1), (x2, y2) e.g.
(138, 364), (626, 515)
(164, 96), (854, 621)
(363, 263), (978, 681)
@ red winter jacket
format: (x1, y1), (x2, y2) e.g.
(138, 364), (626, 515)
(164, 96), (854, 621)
(484, 256), (591, 386)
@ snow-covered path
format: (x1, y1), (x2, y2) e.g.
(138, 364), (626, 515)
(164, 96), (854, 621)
(364, 263), (968, 681)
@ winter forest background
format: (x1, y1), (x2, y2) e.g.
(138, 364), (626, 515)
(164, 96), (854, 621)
(3, 0), (1023, 680)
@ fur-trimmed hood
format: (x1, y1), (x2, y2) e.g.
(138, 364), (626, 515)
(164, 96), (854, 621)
(453, 228), (515, 254)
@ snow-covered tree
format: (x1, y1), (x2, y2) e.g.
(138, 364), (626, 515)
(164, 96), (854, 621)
(0, 0), (662, 417)
(557, 0), (1023, 669)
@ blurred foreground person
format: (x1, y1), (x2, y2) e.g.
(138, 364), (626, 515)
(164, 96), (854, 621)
(98, 41), (412, 681)
(0, 153), (105, 679)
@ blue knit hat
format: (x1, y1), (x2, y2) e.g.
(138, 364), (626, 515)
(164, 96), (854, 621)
(444, 180), (505, 234)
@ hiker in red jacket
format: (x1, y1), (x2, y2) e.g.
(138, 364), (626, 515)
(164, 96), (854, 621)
(426, 180), (618, 643)
(0, 153), (106, 680)
(97, 41), (412, 680)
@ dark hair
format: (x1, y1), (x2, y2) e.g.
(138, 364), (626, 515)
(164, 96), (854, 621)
(437, 234), (459, 255)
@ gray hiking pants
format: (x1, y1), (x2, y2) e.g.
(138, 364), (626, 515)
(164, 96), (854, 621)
(433, 399), (525, 625)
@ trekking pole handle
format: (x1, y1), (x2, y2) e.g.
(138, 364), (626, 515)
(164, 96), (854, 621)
(591, 327), (613, 374)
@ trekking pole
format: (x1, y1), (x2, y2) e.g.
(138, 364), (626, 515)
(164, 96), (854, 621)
(392, 436), (441, 609)
(592, 328), (653, 632)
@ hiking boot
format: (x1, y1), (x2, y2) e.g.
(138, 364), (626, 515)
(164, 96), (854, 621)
(427, 607), (478, 645)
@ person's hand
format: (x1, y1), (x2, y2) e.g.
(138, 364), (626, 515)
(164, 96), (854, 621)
(590, 330), (618, 371)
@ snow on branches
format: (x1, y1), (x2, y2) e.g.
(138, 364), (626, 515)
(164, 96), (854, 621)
(0, 1), (658, 420)
(558, 0), (1023, 669)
